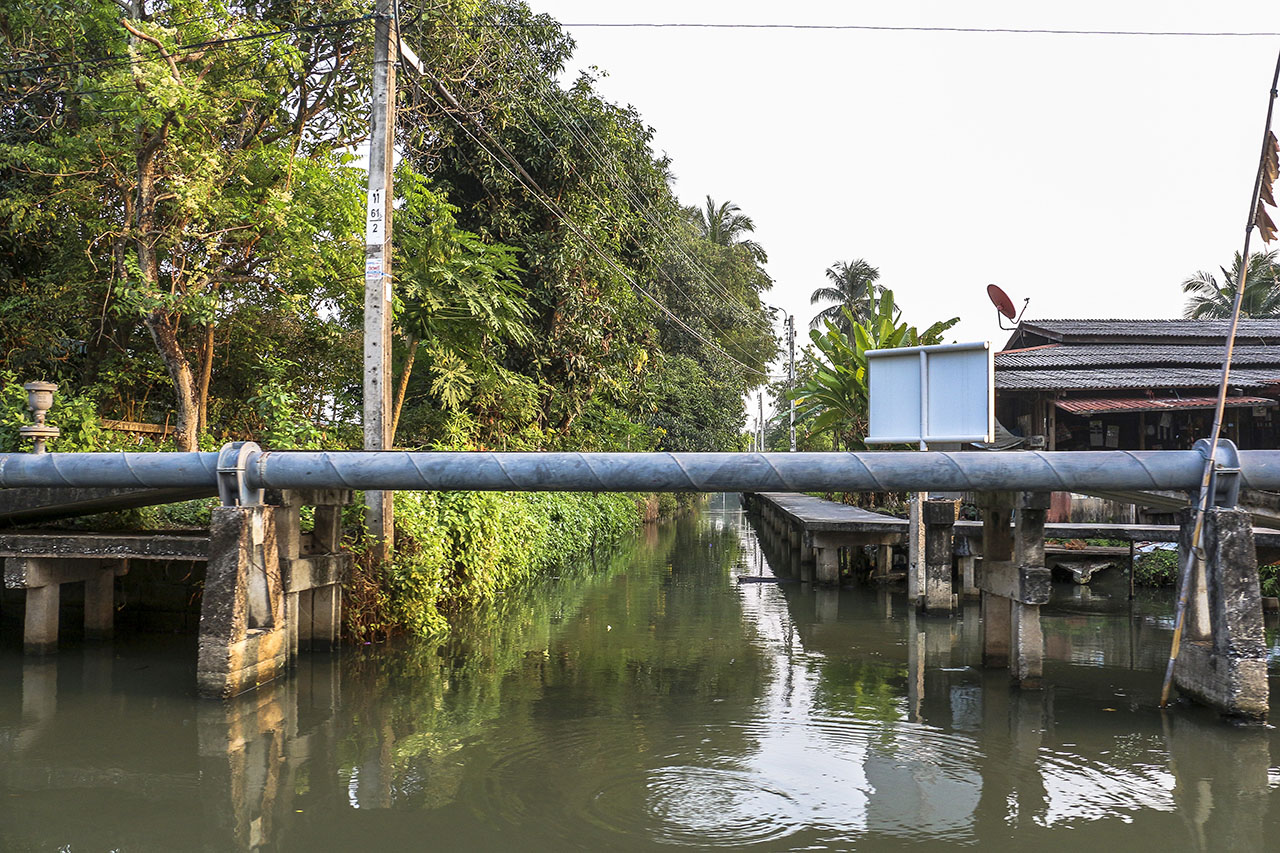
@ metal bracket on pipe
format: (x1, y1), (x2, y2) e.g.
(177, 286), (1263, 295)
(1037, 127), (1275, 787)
(1194, 437), (1242, 509)
(217, 441), (263, 507)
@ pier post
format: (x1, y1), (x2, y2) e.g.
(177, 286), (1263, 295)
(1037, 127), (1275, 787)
(922, 498), (956, 613)
(978, 492), (1049, 687)
(907, 493), (927, 603)
(197, 505), (288, 698)
(1172, 507), (1268, 720)
(875, 544), (893, 579)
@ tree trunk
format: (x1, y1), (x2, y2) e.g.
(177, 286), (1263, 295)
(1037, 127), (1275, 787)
(197, 322), (215, 438)
(390, 335), (416, 444)
(145, 310), (199, 451)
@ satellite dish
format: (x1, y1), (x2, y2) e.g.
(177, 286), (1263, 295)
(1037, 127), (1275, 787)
(987, 284), (1029, 330)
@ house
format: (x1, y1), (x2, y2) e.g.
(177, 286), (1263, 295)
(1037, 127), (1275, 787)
(996, 319), (1280, 452)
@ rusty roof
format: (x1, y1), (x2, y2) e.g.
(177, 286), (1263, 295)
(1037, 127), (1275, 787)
(1054, 396), (1276, 415)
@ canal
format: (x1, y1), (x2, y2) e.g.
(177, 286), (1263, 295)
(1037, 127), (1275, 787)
(3, 494), (1280, 850)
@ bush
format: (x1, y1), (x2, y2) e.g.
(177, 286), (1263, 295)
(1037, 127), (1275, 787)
(1134, 548), (1179, 587)
(345, 490), (642, 642)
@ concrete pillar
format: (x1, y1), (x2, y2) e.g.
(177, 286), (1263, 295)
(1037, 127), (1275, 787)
(1173, 507), (1269, 720)
(875, 544), (892, 579)
(981, 591), (1011, 668)
(312, 584), (340, 651)
(1010, 601), (1043, 688)
(198, 505), (288, 698)
(907, 493), (927, 603)
(922, 498), (956, 613)
(814, 539), (840, 584)
(84, 569), (115, 640)
(23, 582), (59, 655)
(959, 552), (978, 598)
(297, 588), (315, 651)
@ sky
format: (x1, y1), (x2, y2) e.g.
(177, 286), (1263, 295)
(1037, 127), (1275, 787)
(528, 0), (1280, 371)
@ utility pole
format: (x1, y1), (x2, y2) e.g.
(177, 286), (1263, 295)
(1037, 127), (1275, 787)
(364, 0), (398, 561)
(787, 314), (797, 452)
(757, 392), (764, 452)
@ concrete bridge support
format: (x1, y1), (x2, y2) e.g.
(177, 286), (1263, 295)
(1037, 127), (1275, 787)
(197, 506), (288, 699)
(4, 557), (127, 654)
(270, 489), (351, 657)
(978, 492), (1051, 688)
(1172, 507), (1269, 720)
(922, 499), (957, 614)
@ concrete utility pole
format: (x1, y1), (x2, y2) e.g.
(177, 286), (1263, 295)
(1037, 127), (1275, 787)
(757, 392), (764, 452)
(363, 0), (398, 560)
(787, 314), (797, 452)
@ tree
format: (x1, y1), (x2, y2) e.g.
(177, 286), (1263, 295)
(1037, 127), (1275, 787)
(791, 290), (957, 451)
(692, 196), (767, 263)
(1182, 250), (1280, 319)
(0, 1), (371, 449)
(810, 259), (882, 333)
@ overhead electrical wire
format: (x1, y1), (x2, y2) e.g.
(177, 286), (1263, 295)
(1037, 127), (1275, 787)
(480, 13), (763, 321)
(460, 15), (773, 367)
(529, 22), (1280, 38)
(400, 71), (771, 379)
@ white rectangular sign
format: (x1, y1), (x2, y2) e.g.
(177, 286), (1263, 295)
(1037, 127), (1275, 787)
(865, 341), (994, 447)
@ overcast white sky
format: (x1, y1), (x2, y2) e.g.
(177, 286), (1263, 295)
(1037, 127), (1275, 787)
(530, 0), (1280, 368)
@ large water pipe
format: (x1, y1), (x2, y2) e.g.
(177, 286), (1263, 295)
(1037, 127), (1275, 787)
(0, 445), (1269, 495)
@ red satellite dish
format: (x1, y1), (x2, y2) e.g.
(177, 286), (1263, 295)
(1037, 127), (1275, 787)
(987, 284), (1017, 320)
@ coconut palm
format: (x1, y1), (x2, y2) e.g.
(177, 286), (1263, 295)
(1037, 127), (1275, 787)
(693, 196), (767, 263)
(1182, 250), (1280, 319)
(809, 259), (882, 333)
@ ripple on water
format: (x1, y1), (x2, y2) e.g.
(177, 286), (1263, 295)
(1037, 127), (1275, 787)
(584, 765), (805, 847)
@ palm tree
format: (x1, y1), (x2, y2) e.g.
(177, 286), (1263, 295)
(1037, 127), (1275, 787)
(809, 259), (882, 333)
(693, 196), (767, 263)
(1182, 250), (1280, 319)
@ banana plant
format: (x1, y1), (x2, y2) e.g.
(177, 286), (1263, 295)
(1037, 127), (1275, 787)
(790, 290), (957, 450)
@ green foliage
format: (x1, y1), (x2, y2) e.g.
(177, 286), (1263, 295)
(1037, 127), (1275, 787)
(1259, 562), (1280, 599)
(347, 489), (643, 642)
(1134, 548), (1179, 587)
(1182, 249), (1280, 319)
(791, 289), (958, 451)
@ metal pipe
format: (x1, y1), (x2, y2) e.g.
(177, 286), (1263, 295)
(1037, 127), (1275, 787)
(2, 449), (1277, 493)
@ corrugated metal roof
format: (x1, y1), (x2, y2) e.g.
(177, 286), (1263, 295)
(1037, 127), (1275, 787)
(1014, 319), (1280, 343)
(996, 344), (1280, 369)
(995, 367), (1280, 390)
(1054, 396), (1276, 415)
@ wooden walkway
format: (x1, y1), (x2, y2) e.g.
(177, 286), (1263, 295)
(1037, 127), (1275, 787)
(747, 492), (1280, 550)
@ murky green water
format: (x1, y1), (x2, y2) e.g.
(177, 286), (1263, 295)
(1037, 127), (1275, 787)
(3, 494), (1280, 851)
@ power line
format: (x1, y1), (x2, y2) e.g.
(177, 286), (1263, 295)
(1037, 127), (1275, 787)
(535, 22), (1280, 38)
(464, 16), (772, 365)
(482, 14), (763, 319)
(401, 73), (770, 379)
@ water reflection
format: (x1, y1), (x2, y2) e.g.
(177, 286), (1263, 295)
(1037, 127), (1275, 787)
(1, 494), (1279, 850)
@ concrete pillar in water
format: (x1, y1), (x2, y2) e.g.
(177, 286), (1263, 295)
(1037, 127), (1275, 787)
(6, 557), (126, 654)
(1173, 507), (1269, 720)
(907, 493), (927, 603)
(812, 535), (840, 584)
(875, 544), (893, 579)
(977, 492), (1050, 686)
(922, 498), (957, 613)
(197, 505), (288, 698)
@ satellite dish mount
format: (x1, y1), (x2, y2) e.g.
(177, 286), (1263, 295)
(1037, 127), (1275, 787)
(987, 284), (1029, 331)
